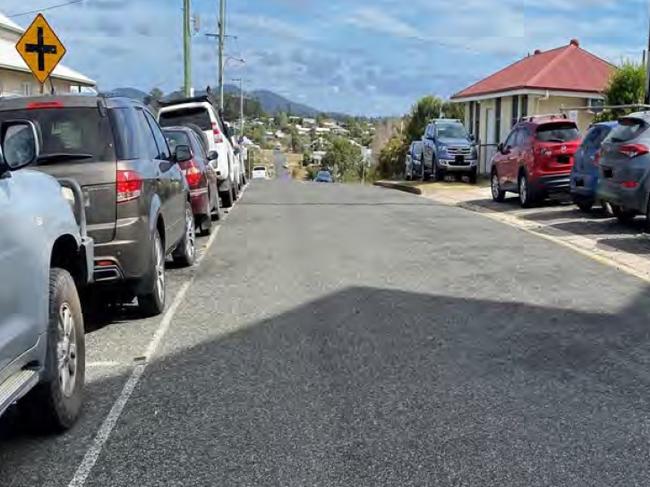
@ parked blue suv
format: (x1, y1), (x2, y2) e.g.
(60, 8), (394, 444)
(570, 121), (617, 212)
(422, 119), (478, 183)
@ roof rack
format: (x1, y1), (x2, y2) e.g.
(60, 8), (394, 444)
(158, 94), (217, 107)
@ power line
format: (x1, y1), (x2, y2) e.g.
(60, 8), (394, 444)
(8, 0), (83, 18)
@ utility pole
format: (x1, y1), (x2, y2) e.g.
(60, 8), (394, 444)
(218, 0), (226, 110)
(183, 0), (192, 97)
(646, 7), (650, 104)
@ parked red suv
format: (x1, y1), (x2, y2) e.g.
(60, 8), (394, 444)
(490, 115), (581, 207)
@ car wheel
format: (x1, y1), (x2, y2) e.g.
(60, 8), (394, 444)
(519, 173), (534, 208)
(491, 171), (505, 202)
(199, 197), (213, 236)
(20, 268), (85, 432)
(576, 200), (594, 213)
(221, 186), (234, 208)
(612, 204), (636, 224)
(433, 161), (441, 181)
(469, 169), (478, 185)
(138, 229), (166, 316)
(212, 190), (222, 221)
(173, 203), (197, 267)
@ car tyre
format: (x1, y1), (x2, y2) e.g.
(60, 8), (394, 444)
(576, 200), (594, 213)
(212, 190), (222, 221)
(221, 185), (234, 208)
(491, 171), (506, 202)
(20, 268), (85, 432)
(199, 197), (213, 236)
(434, 161), (445, 182)
(612, 204), (636, 224)
(468, 169), (478, 185)
(173, 203), (197, 267)
(138, 229), (166, 317)
(519, 173), (534, 208)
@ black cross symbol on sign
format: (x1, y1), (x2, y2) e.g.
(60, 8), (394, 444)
(25, 27), (57, 72)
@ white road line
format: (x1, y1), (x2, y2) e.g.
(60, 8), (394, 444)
(68, 184), (248, 487)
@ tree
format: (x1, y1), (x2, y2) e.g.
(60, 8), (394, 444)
(149, 87), (164, 102)
(404, 96), (443, 143)
(597, 62), (647, 120)
(377, 134), (408, 179)
(276, 112), (289, 130)
(322, 137), (363, 181)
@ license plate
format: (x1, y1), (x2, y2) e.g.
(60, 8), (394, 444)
(455, 155), (465, 164)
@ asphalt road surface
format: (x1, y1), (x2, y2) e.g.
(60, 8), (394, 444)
(274, 149), (289, 179)
(3, 180), (650, 486)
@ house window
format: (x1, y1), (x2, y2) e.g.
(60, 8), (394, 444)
(495, 97), (502, 144)
(512, 96), (519, 127)
(521, 95), (528, 117)
(22, 82), (33, 96)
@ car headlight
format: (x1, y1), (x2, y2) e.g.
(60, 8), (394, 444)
(471, 146), (478, 158)
(437, 143), (448, 155)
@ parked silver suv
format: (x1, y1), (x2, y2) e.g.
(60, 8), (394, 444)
(0, 120), (92, 431)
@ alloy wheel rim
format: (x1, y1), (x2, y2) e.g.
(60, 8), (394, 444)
(185, 209), (195, 258)
(57, 303), (77, 398)
(154, 235), (165, 304)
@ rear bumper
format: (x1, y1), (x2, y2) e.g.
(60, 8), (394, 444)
(190, 188), (209, 217)
(93, 216), (151, 286)
(531, 174), (571, 194)
(570, 172), (599, 201)
(597, 179), (644, 211)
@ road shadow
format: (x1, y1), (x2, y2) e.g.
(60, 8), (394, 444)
(4, 286), (649, 486)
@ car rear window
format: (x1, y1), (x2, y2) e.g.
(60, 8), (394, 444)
(163, 130), (191, 153)
(606, 118), (648, 143)
(536, 122), (580, 143)
(253, 166), (266, 171)
(0, 107), (114, 164)
(159, 107), (212, 131)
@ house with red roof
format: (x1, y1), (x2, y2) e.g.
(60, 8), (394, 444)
(451, 39), (615, 168)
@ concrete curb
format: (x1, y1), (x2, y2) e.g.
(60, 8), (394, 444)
(373, 181), (423, 195)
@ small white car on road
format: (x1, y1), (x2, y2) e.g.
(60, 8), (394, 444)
(252, 166), (269, 180)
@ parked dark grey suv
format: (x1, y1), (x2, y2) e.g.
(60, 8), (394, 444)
(0, 95), (196, 316)
(597, 113), (650, 227)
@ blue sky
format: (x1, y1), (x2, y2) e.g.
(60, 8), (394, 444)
(1, 0), (648, 115)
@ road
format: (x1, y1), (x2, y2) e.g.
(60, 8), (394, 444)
(3, 179), (650, 486)
(274, 149), (289, 179)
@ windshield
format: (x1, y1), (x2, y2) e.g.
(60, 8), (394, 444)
(606, 118), (648, 143)
(436, 123), (468, 139)
(159, 107), (212, 131)
(536, 122), (580, 143)
(0, 108), (114, 164)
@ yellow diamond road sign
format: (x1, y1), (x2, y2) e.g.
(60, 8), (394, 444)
(15, 14), (67, 85)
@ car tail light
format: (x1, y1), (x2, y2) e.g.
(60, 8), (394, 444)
(621, 181), (639, 189)
(212, 122), (224, 144)
(183, 161), (202, 188)
(27, 101), (63, 109)
(116, 170), (143, 203)
(618, 144), (649, 158)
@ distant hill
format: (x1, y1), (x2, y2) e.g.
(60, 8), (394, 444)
(103, 87), (149, 102)
(248, 89), (320, 118)
(107, 86), (328, 118)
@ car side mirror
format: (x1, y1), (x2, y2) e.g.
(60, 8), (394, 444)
(469, 134), (476, 143)
(207, 150), (218, 161)
(0, 120), (40, 178)
(174, 144), (192, 163)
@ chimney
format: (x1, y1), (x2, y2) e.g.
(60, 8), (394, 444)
(570, 38), (580, 47)
(534, 49), (542, 55)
